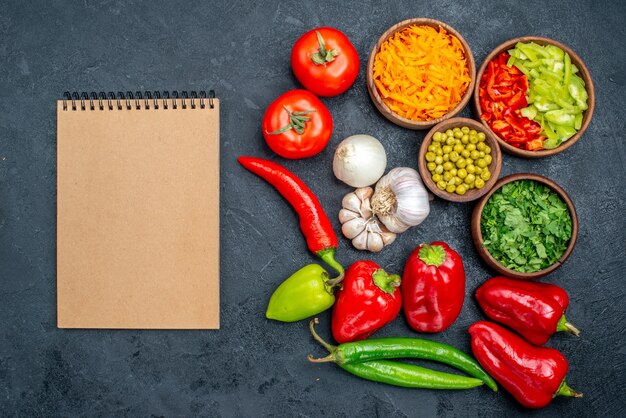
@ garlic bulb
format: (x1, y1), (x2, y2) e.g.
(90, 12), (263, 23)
(339, 187), (396, 252)
(370, 167), (430, 234)
(333, 135), (387, 187)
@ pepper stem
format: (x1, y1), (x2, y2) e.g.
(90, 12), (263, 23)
(307, 318), (338, 363)
(418, 243), (447, 266)
(317, 248), (344, 285)
(556, 315), (581, 337)
(372, 269), (401, 294)
(554, 379), (583, 399)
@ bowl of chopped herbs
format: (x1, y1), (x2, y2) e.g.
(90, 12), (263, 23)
(471, 173), (578, 279)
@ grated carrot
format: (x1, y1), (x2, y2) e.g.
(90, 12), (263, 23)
(373, 25), (471, 121)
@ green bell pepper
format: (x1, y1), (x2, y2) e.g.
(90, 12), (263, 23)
(266, 264), (337, 322)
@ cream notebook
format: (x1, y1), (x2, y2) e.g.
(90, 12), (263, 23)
(57, 91), (219, 329)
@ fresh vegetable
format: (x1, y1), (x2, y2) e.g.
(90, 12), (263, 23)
(333, 134), (387, 187)
(372, 25), (471, 121)
(481, 180), (573, 273)
(479, 52), (543, 150)
(425, 126), (493, 195)
(308, 318), (498, 391)
(476, 276), (580, 345)
(291, 27), (360, 97)
(469, 321), (582, 408)
(402, 242), (465, 333)
(508, 42), (588, 149)
(332, 260), (402, 343)
(370, 168), (430, 233)
(262, 89), (333, 159)
(266, 264), (337, 322)
(238, 157), (344, 275)
(339, 187), (396, 252)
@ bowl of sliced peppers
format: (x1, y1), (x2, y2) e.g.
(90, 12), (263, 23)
(474, 36), (595, 158)
(471, 173), (579, 279)
(367, 18), (476, 129)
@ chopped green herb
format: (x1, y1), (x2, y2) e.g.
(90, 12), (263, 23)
(480, 180), (572, 273)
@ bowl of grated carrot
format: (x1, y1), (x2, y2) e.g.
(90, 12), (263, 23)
(367, 18), (476, 130)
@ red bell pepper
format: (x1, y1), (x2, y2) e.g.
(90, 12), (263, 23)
(469, 321), (582, 408)
(475, 276), (580, 345)
(402, 242), (465, 333)
(331, 260), (402, 343)
(479, 52), (544, 150)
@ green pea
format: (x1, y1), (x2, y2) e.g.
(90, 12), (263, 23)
(456, 185), (467, 195)
(461, 135), (469, 144)
(461, 126), (470, 134)
(479, 151), (485, 158)
(454, 176), (463, 186)
(484, 155), (493, 165)
(445, 129), (454, 137)
(476, 159), (487, 168)
(467, 181), (475, 189)
(435, 165), (444, 174)
(435, 156), (444, 165)
(437, 180), (447, 190)
(474, 166), (483, 174)
(481, 170), (491, 181)
(427, 162), (437, 171)
(446, 137), (456, 146)
(425, 152), (436, 162)
(477, 132), (486, 142)
(449, 152), (460, 162)
(443, 171), (453, 181)
(433, 132), (443, 141)
(432, 173), (442, 182)
(449, 168), (457, 177)
(456, 159), (467, 169)
(484, 146), (492, 154)
(454, 130), (463, 139)
(461, 150), (470, 158)
(475, 178), (486, 189)
(466, 143), (476, 152)
(466, 164), (476, 174)
(476, 142), (486, 151)
(457, 168), (467, 179)
(427, 144), (436, 153)
(465, 173), (476, 185)
(443, 162), (454, 171)
(465, 158), (473, 166)
(443, 154), (450, 162)
(436, 148), (443, 156)
(453, 127), (462, 134)
(469, 135), (478, 144)
(470, 150), (480, 160)
(446, 184), (456, 193)
(455, 139), (462, 145)
(469, 129), (477, 136)
(442, 145), (452, 154)
(454, 144), (464, 153)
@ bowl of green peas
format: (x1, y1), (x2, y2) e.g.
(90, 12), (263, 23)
(418, 117), (502, 202)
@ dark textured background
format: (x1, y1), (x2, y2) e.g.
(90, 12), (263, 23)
(1, 0), (625, 416)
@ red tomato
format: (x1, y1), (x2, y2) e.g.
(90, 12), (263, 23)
(291, 27), (360, 97)
(262, 89), (333, 159)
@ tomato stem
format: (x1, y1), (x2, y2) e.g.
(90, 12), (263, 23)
(266, 106), (315, 135)
(311, 30), (339, 66)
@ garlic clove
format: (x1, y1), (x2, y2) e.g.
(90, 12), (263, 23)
(380, 230), (397, 246)
(377, 213), (411, 234)
(352, 229), (369, 250)
(339, 208), (359, 224)
(360, 197), (373, 220)
(341, 217), (367, 239)
(366, 231), (384, 252)
(354, 187), (374, 202)
(342, 192), (362, 213)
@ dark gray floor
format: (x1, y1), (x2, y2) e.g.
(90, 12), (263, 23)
(1, 0), (625, 416)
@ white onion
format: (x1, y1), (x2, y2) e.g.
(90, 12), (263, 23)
(333, 134), (387, 187)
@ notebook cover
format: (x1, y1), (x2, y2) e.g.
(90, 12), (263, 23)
(56, 98), (220, 329)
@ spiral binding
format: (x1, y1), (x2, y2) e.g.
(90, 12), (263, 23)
(62, 90), (215, 111)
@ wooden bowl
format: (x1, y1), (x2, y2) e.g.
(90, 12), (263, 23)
(473, 36), (595, 158)
(366, 18), (476, 130)
(471, 173), (579, 279)
(418, 117), (502, 202)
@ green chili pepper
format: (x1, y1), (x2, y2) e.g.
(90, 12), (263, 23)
(265, 264), (337, 322)
(307, 319), (496, 391)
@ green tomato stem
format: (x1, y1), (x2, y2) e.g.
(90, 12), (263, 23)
(311, 30), (339, 66)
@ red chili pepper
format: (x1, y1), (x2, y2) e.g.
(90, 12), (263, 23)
(479, 52), (544, 150)
(475, 276), (580, 345)
(331, 260), (402, 343)
(469, 321), (582, 408)
(238, 156), (343, 275)
(402, 242), (465, 333)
